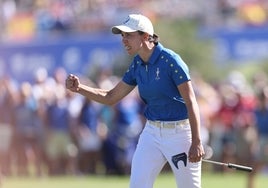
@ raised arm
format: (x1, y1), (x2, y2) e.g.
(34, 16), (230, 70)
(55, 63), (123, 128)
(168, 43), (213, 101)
(66, 74), (135, 105)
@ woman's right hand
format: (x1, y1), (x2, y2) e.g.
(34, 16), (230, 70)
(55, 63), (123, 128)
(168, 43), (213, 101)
(65, 74), (80, 92)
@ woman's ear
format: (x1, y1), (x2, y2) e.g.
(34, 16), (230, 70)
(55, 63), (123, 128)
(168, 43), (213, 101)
(143, 33), (150, 41)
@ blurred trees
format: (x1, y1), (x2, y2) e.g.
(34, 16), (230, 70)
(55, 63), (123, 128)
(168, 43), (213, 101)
(153, 18), (268, 83)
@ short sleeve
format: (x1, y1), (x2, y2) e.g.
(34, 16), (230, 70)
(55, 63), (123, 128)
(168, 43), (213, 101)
(169, 55), (190, 86)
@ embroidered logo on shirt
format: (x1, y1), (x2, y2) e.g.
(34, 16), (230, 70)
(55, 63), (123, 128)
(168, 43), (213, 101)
(155, 67), (160, 80)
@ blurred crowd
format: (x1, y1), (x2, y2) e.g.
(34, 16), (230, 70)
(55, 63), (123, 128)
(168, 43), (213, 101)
(1, 0), (268, 41)
(0, 67), (145, 176)
(0, 2), (268, 188)
(0, 66), (267, 179)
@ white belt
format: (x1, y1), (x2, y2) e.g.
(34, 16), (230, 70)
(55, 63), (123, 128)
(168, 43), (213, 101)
(147, 119), (189, 129)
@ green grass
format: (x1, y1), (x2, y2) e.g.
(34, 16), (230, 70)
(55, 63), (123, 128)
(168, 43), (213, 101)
(1, 172), (267, 188)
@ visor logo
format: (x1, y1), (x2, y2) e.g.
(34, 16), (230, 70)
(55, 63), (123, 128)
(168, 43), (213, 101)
(123, 17), (130, 24)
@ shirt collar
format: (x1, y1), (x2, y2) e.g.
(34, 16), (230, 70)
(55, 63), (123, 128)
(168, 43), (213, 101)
(137, 43), (163, 65)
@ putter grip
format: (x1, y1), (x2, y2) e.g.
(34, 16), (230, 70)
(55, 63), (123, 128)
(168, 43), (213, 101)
(227, 163), (253, 172)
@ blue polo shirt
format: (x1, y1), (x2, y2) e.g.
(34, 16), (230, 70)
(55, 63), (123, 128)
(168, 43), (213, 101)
(122, 43), (190, 121)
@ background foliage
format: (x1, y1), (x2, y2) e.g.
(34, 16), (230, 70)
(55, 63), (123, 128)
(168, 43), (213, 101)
(151, 18), (268, 84)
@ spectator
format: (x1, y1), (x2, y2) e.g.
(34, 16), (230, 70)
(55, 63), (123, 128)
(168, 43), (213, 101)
(0, 76), (16, 179)
(44, 84), (77, 175)
(248, 86), (268, 188)
(209, 83), (239, 170)
(103, 89), (144, 175)
(76, 97), (102, 175)
(13, 82), (43, 176)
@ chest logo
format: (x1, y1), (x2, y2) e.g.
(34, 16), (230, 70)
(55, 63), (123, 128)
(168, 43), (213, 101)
(155, 68), (160, 80)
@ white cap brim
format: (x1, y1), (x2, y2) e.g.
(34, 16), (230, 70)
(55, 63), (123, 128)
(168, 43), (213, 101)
(111, 25), (138, 34)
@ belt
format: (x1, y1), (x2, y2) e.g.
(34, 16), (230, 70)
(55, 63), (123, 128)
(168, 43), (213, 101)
(147, 119), (189, 129)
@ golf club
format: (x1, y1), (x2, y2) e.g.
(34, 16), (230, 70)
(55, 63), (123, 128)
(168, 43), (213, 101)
(202, 145), (253, 173)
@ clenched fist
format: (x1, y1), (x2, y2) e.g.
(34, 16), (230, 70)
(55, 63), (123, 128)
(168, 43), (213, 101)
(65, 74), (80, 92)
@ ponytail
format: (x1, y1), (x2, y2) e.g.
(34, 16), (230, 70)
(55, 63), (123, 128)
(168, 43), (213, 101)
(138, 31), (159, 44)
(149, 34), (159, 44)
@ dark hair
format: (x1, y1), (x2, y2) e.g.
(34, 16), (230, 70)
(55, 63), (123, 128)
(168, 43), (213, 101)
(138, 31), (159, 44)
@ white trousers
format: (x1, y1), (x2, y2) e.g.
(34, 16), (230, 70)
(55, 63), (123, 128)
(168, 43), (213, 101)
(130, 120), (201, 188)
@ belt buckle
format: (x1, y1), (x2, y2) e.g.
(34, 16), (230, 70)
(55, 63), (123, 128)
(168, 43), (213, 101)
(163, 121), (176, 129)
(149, 120), (180, 129)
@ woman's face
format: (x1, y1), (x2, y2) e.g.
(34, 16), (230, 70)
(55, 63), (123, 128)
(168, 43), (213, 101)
(121, 31), (145, 55)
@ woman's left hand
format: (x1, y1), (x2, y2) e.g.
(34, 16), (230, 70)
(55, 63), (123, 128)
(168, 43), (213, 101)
(188, 143), (204, 163)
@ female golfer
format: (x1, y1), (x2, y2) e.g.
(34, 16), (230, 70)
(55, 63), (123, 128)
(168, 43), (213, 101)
(66, 14), (204, 188)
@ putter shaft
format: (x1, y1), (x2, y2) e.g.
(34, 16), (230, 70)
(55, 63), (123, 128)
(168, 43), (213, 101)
(202, 159), (253, 172)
